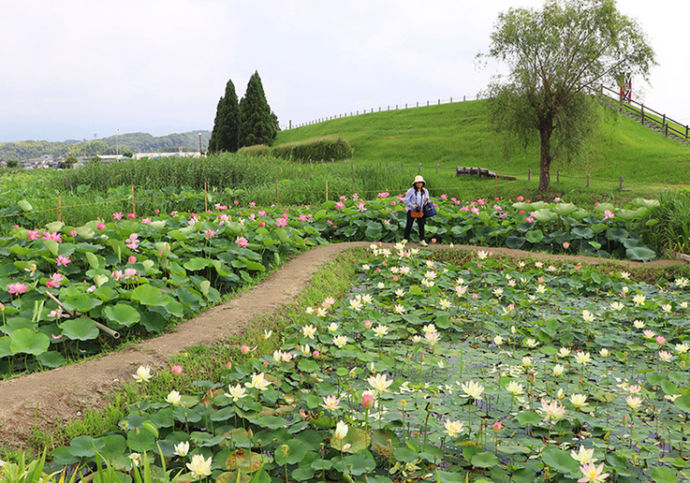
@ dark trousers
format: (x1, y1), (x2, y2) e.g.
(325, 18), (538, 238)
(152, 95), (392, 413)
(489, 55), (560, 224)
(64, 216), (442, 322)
(404, 210), (426, 241)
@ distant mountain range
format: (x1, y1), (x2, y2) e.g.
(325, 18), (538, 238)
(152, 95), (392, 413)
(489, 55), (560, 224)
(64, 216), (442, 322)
(0, 131), (212, 161)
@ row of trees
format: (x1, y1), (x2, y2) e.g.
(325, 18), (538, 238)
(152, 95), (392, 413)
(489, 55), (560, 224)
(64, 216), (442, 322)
(208, 71), (279, 153)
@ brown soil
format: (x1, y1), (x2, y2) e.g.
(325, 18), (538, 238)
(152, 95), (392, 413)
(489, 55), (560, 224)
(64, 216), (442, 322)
(0, 242), (684, 449)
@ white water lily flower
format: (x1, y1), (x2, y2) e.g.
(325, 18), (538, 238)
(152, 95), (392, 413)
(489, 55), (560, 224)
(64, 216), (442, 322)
(570, 445), (596, 464)
(129, 453), (142, 467)
(535, 284), (546, 294)
(245, 372), (271, 391)
(368, 373), (393, 394)
(174, 441), (190, 457)
(461, 381), (484, 400)
(633, 320), (645, 329)
(574, 352), (591, 365)
(610, 302), (624, 311)
(349, 298), (363, 311)
(225, 383), (247, 401)
(333, 335), (348, 348)
(395, 288), (406, 298)
(494, 335), (504, 346)
(186, 454), (212, 478)
(582, 310), (595, 323)
(439, 298), (452, 309)
(301, 324), (317, 339)
(570, 394), (588, 409)
(444, 419), (464, 438)
(373, 325), (389, 338)
(165, 390), (182, 406)
(328, 323), (339, 332)
(132, 366), (152, 383)
(552, 364), (565, 376)
(316, 307), (328, 318)
(393, 304), (405, 314)
(558, 347), (571, 357)
(506, 381), (524, 396)
(675, 343), (689, 353)
(334, 420), (349, 439)
(632, 294), (646, 306)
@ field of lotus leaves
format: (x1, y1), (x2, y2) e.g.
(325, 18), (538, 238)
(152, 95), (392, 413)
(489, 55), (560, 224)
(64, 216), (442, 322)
(0, 195), (664, 377)
(42, 244), (689, 482)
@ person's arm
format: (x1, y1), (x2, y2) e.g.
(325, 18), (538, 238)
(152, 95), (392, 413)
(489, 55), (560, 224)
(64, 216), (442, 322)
(404, 189), (417, 211)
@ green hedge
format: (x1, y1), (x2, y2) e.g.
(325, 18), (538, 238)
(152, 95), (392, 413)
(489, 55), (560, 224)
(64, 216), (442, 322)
(272, 136), (352, 162)
(237, 144), (271, 156)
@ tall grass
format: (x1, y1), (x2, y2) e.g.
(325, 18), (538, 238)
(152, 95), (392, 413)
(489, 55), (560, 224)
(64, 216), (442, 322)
(644, 188), (690, 253)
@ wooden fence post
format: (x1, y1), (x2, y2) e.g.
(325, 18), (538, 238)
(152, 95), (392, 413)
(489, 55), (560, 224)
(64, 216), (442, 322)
(528, 168), (531, 181)
(436, 163), (439, 174)
(131, 185), (135, 216)
(494, 176), (497, 200)
(204, 181), (208, 212)
(325, 179), (329, 202)
(57, 195), (61, 222)
(557, 170), (560, 183)
(275, 179), (279, 204)
(619, 176), (624, 190)
(586, 173), (590, 188)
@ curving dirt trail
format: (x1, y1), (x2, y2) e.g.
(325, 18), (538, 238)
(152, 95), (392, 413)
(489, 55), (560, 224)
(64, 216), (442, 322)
(0, 242), (684, 449)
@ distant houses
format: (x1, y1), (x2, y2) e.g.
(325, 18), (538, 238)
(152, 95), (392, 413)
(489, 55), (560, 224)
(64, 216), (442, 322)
(3, 151), (203, 170)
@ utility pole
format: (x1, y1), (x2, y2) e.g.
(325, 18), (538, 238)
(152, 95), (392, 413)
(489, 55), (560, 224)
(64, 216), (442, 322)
(198, 133), (203, 155)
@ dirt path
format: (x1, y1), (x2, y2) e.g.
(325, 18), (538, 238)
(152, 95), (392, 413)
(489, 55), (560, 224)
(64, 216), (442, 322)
(0, 242), (684, 448)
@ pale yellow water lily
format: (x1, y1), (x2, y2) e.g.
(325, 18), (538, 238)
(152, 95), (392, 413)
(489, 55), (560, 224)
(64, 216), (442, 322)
(132, 365), (152, 383)
(494, 335), (505, 346)
(675, 343), (689, 353)
(570, 445), (596, 464)
(552, 364), (565, 376)
(174, 441), (190, 457)
(129, 453), (142, 467)
(422, 323), (436, 334)
(461, 380), (484, 400)
(186, 454), (212, 478)
(334, 420), (349, 439)
(626, 395), (643, 410)
(333, 335), (348, 348)
(558, 347), (571, 357)
(328, 323), (339, 332)
(301, 324), (317, 339)
(373, 324), (389, 338)
(368, 373), (393, 394)
(443, 419), (464, 438)
(582, 310), (595, 323)
(632, 294), (646, 306)
(569, 394), (588, 410)
(633, 320), (645, 329)
(574, 352), (592, 365)
(506, 381), (524, 396)
(610, 302), (624, 311)
(245, 372), (271, 391)
(349, 298), (363, 311)
(395, 288), (406, 298)
(165, 390), (182, 406)
(424, 331), (440, 346)
(393, 304), (405, 314)
(225, 383), (247, 401)
(439, 298), (451, 309)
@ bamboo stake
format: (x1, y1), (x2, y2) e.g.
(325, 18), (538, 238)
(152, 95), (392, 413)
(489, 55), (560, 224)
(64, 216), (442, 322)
(325, 179), (329, 202)
(45, 291), (120, 339)
(131, 184), (136, 217)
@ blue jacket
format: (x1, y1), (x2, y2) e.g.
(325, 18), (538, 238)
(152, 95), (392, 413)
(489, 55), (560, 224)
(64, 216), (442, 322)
(404, 187), (429, 212)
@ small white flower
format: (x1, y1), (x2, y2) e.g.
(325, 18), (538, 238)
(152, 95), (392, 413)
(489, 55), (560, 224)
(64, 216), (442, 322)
(174, 441), (190, 457)
(165, 390), (182, 406)
(328, 322), (339, 332)
(334, 420), (349, 439)
(132, 366), (152, 383)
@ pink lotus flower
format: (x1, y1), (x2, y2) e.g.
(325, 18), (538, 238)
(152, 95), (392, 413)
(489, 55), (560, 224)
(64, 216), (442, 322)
(128, 213), (136, 219)
(471, 293), (478, 299)
(124, 268), (138, 278)
(431, 238), (437, 243)
(42, 231), (62, 242)
(554, 197), (561, 202)
(378, 192), (389, 199)
(362, 393), (374, 409)
(259, 221), (266, 227)
(276, 218), (288, 227)
(538, 277), (544, 283)
(339, 195), (347, 201)
(335, 202), (345, 210)
(97, 223), (106, 230)
(249, 202), (256, 207)
(205, 230), (216, 239)
(364, 320), (372, 328)
(171, 365), (183, 375)
(656, 336), (666, 345)
(46, 279), (55, 288)
(154, 209), (160, 214)
(56, 254), (71, 266)
(563, 242), (570, 249)
(142, 218), (151, 225)
(113, 212), (123, 220)
(126, 233), (139, 251)
(226, 360), (233, 369)
(27, 230), (40, 241)
(440, 194), (448, 200)
(7, 282), (27, 295)
(50, 273), (63, 287)
(603, 209), (615, 221)
(240, 344), (250, 354)
(69, 230), (77, 237)
(128, 255), (137, 264)
(525, 216), (535, 223)
(257, 210), (266, 217)
(493, 421), (502, 432)
(111, 270), (123, 281)
(312, 350), (320, 357)
(517, 195), (524, 201)
(235, 236), (248, 248)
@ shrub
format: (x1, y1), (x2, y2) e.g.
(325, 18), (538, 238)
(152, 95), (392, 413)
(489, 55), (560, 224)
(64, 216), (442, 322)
(644, 188), (690, 253)
(237, 144), (271, 156)
(272, 136), (352, 162)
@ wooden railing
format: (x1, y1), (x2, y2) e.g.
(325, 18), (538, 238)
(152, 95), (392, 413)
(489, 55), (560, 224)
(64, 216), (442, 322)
(599, 85), (690, 141)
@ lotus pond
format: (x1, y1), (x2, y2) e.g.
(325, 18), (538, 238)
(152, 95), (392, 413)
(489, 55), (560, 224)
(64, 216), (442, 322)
(45, 244), (689, 482)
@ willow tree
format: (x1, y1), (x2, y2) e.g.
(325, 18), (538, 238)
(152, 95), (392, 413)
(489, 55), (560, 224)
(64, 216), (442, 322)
(484, 0), (655, 192)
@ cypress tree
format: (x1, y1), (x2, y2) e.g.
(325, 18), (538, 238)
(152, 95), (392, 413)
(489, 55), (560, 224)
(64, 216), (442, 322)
(208, 79), (240, 153)
(239, 71), (278, 147)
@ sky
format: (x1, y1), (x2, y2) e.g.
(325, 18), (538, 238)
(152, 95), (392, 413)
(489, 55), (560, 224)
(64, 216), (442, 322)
(0, 0), (688, 142)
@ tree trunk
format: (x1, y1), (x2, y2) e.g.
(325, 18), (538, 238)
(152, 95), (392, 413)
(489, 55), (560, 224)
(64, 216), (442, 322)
(538, 125), (553, 192)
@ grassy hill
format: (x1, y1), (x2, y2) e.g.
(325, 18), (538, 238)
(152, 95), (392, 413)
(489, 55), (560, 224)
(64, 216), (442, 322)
(276, 100), (690, 192)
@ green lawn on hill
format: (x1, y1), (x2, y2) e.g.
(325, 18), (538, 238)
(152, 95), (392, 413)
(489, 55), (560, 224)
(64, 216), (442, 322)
(275, 100), (690, 203)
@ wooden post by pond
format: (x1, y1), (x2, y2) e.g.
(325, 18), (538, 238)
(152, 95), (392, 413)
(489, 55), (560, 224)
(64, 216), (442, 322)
(325, 179), (329, 201)
(436, 163), (439, 175)
(619, 176), (624, 190)
(57, 195), (61, 222)
(528, 168), (531, 181)
(204, 181), (208, 212)
(557, 170), (560, 183)
(131, 185), (136, 217)
(586, 173), (590, 188)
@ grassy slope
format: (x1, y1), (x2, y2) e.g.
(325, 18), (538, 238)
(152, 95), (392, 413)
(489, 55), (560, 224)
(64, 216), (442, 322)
(276, 100), (690, 187)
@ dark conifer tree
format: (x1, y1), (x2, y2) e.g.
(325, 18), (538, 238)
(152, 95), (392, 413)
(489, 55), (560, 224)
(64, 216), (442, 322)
(239, 71), (278, 147)
(208, 79), (240, 153)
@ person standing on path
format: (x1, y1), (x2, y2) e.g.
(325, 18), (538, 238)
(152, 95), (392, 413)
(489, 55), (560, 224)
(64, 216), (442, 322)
(403, 175), (430, 246)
